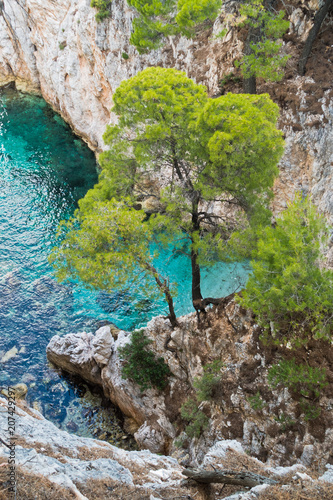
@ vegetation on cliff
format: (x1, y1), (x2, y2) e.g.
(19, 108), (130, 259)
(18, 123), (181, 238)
(51, 67), (284, 318)
(238, 195), (333, 348)
(118, 329), (171, 391)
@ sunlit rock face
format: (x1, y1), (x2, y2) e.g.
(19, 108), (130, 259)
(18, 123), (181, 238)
(0, 0), (226, 150)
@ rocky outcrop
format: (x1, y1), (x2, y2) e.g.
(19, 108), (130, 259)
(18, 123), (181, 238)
(47, 300), (333, 470)
(47, 325), (176, 454)
(0, 0), (224, 150)
(1, 395), (332, 499)
(47, 331), (103, 385)
(0, 396), (201, 499)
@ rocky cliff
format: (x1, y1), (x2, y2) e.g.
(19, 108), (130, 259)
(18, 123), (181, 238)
(1, 395), (333, 499)
(46, 299), (333, 471)
(1, 0), (333, 227)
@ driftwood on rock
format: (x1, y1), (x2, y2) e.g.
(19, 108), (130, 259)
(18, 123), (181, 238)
(182, 468), (278, 488)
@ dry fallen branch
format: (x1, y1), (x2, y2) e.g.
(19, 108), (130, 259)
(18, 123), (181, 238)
(182, 468), (278, 488)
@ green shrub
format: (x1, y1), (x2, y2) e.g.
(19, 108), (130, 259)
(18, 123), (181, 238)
(268, 358), (327, 421)
(180, 360), (223, 439)
(59, 41), (67, 50)
(180, 398), (209, 438)
(118, 329), (171, 392)
(268, 358), (327, 399)
(248, 391), (266, 411)
(238, 195), (333, 347)
(91, 0), (112, 22)
(274, 413), (296, 431)
(300, 400), (322, 421)
(122, 52), (129, 60)
(193, 360), (223, 402)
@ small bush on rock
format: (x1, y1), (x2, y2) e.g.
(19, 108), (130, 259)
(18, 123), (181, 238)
(180, 398), (209, 438)
(268, 358), (327, 421)
(91, 0), (112, 22)
(248, 391), (266, 411)
(268, 358), (327, 399)
(118, 329), (171, 392)
(180, 360), (223, 438)
(193, 360), (223, 402)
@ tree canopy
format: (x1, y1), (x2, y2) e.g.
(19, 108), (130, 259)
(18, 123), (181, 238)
(50, 198), (178, 326)
(64, 67), (284, 317)
(235, 0), (290, 88)
(238, 195), (333, 347)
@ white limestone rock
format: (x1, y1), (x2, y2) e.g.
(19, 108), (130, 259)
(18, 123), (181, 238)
(91, 325), (114, 367)
(319, 464), (333, 484)
(0, 396), (194, 499)
(46, 331), (102, 385)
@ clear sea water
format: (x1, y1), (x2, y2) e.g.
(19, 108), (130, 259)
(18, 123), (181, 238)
(0, 87), (248, 445)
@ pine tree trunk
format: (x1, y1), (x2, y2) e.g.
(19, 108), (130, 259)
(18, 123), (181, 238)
(191, 245), (202, 303)
(190, 206), (203, 307)
(163, 287), (178, 328)
(243, 26), (257, 94)
(298, 0), (333, 75)
(243, 75), (257, 94)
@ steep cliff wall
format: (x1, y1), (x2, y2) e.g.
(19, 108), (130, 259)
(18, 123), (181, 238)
(0, 0), (222, 150)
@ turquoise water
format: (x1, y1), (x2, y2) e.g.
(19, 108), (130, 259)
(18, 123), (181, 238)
(0, 87), (248, 443)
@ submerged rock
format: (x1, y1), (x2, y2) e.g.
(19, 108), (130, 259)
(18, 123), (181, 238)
(1, 383), (28, 399)
(1, 346), (18, 363)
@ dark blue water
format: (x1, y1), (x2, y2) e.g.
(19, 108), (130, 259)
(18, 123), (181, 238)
(0, 87), (248, 444)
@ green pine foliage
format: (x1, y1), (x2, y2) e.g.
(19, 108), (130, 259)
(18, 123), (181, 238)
(51, 67), (283, 314)
(95, 67), (282, 299)
(118, 329), (171, 392)
(49, 198), (178, 325)
(180, 398), (209, 438)
(127, 0), (222, 53)
(236, 0), (290, 82)
(128, 0), (289, 87)
(193, 360), (223, 402)
(268, 359), (327, 399)
(238, 195), (333, 347)
(248, 391), (266, 411)
(268, 358), (327, 421)
(91, 0), (112, 22)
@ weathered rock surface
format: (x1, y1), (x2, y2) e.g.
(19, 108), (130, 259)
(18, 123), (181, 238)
(0, 396), (201, 499)
(47, 299), (333, 470)
(1, 399), (332, 499)
(91, 325), (114, 367)
(47, 328), (176, 455)
(47, 331), (102, 385)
